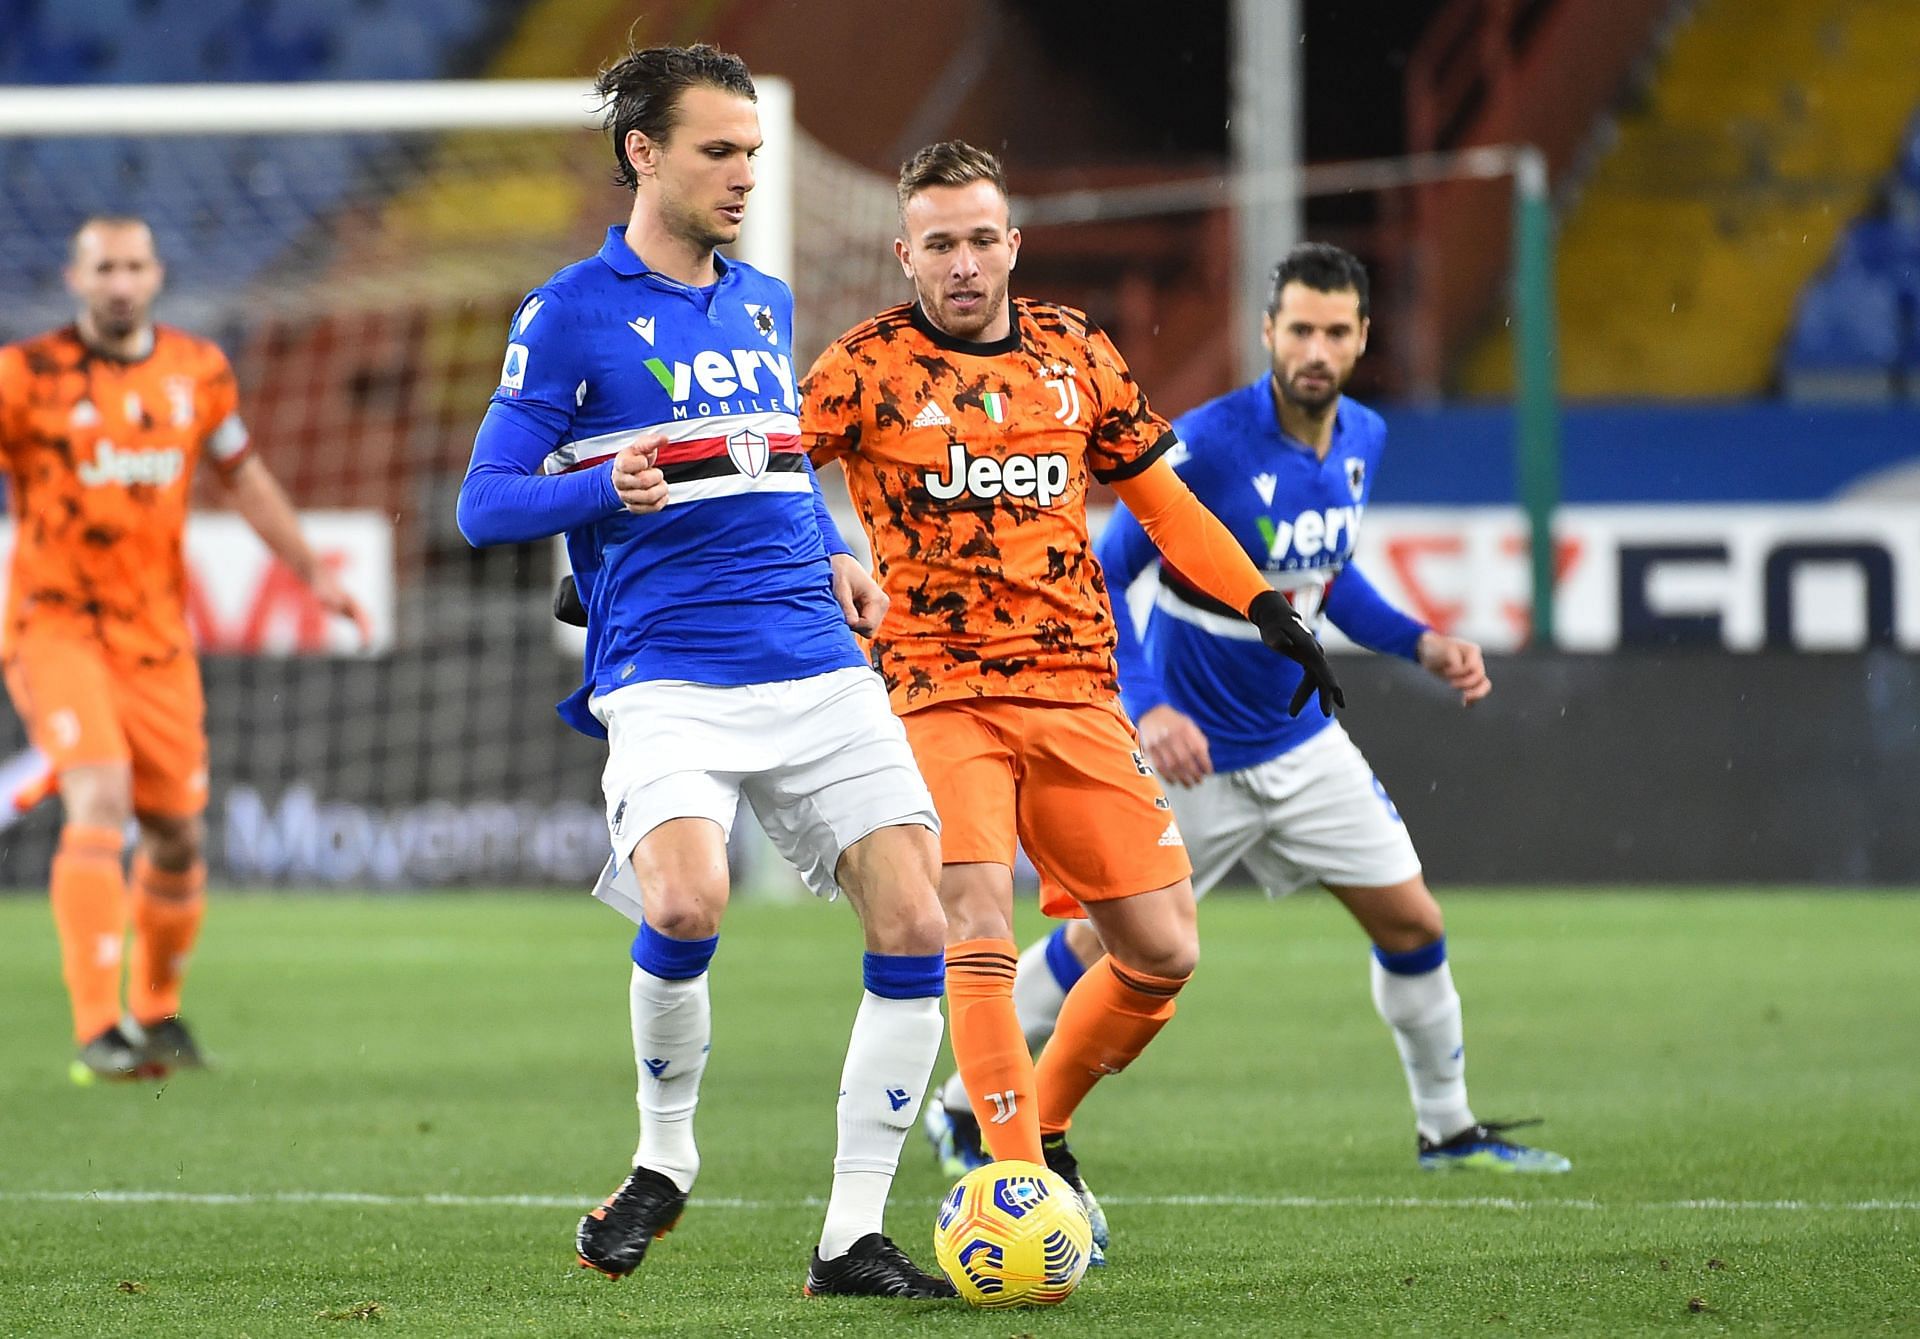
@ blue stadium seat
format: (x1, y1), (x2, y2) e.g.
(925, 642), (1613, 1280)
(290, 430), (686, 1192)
(1783, 106), (1920, 391)
(1786, 264), (1901, 370)
(0, 0), (503, 338)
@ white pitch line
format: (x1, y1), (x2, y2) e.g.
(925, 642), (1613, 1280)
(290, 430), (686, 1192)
(3, 1190), (1915, 1212)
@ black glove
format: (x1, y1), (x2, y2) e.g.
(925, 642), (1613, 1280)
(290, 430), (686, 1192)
(553, 574), (587, 628)
(1247, 589), (1344, 717)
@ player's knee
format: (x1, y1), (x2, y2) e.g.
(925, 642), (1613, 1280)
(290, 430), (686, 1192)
(871, 896), (947, 957)
(1063, 917), (1105, 966)
(645, 888), (725, 941)
(1113, 928), (1198, 983)
(1378, 885), (1444, 953)
(141, 815), (205, 872)
(941, 891), (1012, 944)
(937, 864), (1015, 943)
(58, 766), (132, 831)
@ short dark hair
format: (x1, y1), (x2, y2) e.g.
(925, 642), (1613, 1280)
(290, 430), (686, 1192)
(594, 43), (756, 191)
(70, 214), (153, 261)
(896, 140), (1010, 223)
(1267, 242), (1370, 320)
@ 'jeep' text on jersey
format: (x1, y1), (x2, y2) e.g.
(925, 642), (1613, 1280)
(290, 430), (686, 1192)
(801, 299), (1176, 713)
(489, 227), (863, 734)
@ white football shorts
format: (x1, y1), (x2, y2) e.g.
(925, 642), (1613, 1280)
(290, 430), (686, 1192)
(1169, 721), (1423, 898)
(587, 665), (938, 919)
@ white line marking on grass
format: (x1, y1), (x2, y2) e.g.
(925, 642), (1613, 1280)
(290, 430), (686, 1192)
(4, 1190), (1916, 1213)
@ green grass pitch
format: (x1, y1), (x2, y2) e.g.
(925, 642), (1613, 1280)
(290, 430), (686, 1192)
(0, 889), (1915, 1336)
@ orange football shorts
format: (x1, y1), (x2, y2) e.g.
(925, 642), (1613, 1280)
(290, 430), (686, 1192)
(903, 696), (1191, 918)
(3, 633), (209, 818)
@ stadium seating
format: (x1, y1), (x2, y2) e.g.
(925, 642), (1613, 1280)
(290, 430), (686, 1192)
(0, 0), (506, 333)
(1463, 0), (1920, 399)
(1781, 111), (1920, 401)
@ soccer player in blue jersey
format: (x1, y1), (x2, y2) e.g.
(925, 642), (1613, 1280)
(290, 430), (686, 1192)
(457, 45), (956, 1297)
(926, 243), (1570, 1177)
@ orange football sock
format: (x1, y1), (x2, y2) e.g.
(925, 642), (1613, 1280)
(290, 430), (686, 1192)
(127, 855), (206, 1025)
(1035, 958), (1190, 1135)
(945, 938), (1043, 1165)
(49, 824), (128, 1044)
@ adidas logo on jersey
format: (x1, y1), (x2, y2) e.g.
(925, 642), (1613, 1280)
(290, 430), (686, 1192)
(910, 401), (952, 429)
(1157, 822), (1184, 848)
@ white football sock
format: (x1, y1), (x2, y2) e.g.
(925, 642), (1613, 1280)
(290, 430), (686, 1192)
(1012, 932), (1072, 1055)
(819, 991), (942, 1258)
(1370, 955), (1474, 1143)
(629, 963), (712, 1194)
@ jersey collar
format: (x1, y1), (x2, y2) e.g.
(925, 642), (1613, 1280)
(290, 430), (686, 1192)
(908, 300), (1022, 355)
(1260, 373), (1345, 459)
(597, 225), (733, 290)
(71, 322), (158, 365)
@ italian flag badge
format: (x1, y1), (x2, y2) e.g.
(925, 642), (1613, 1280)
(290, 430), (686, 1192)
(981, 391), (1008, 423)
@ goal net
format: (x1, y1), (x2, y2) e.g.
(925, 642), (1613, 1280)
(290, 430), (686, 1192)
(0, 78), (900, 892)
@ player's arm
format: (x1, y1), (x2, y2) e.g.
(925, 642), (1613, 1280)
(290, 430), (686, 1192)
(1094, 500), (1212, 783)
(796, 341), (888, 634)
(215, 454), (372, 643)
(457, 289), (663, 548)
(1324, 563), (1489, 705)
(194, 350), (370, 642)
(1323, 561), (1427, 659)
(1108, 459), (1342, 717)
(455, 405), (640, 546)
(800, 454), (887, 635)
(1084, 326), (1341, 715)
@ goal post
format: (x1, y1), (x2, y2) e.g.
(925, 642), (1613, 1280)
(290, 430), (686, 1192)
(0, 77), (831, 893)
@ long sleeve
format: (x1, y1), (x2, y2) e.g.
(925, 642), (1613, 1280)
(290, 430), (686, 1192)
(1092, 500), (1170, 720)
(457, 401), (622, 547)
(1324, 560), (1427, 660)
(1108, 458), (1272, 618)
(804, 455), (853, 558)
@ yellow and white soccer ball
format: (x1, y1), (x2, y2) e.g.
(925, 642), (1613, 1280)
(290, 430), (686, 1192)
(933, 1160), (1093, 1308)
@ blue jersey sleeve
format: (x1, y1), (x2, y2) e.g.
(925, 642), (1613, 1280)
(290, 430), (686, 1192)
(804, 455), (853, 558)
(457, 404), (621, 547)
(1093, 499), (1171, 720)
(1323, 560), (1427, 660)
(458, 288), (623, 547)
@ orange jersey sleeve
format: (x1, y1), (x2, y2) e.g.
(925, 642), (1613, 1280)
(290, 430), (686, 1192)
(197, 347), (250, 474)
(801, 299), (1178, 713)
(0, 325), (239, 664)
(1082, 323), (1179, 483)
(798, 338), (862, 469)
(1108, 459), (1270, 617)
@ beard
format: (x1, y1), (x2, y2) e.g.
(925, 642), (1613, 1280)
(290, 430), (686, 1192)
(89, 302), (142, 341)
(1276, 365), (1343, 412)
(924, 280), (1007, 340)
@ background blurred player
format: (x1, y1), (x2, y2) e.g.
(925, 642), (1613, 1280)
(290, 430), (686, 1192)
(931, 243), (1570, 1176)
(0, 216), (370, 1084)
(457, 44), (954, 1298)
(801, 141), (1344, 1265)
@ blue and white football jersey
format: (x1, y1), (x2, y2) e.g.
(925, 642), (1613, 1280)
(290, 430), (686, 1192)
(485, 227), (864, 735)
(1097, 379), (1427, 773)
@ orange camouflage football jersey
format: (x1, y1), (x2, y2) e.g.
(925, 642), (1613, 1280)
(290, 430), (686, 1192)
(0, 325), (250, 666)
(802, 298), (1176, 713)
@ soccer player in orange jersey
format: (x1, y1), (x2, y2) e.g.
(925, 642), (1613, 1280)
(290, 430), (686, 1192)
(801, 141), (1343, 1262)
(0, 216), (370, 1084)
